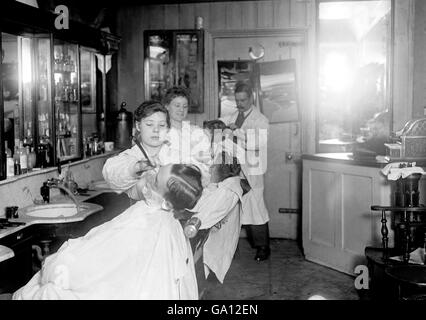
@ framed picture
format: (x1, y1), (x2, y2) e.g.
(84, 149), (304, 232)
(257, 59), (300, 123)
(217, 60), (256, 118)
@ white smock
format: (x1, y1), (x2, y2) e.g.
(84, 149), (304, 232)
(159, 123), (212, 186)
(12, 200), (198, 300)
(192, 176), (243, 283)
(220, 107), (270, 225)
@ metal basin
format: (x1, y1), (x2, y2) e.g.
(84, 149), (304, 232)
(24, 203), (85, 218)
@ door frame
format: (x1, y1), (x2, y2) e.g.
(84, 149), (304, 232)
(207, 28), (308, 121)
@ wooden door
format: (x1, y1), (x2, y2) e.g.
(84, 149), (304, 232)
(213, 31), (305, 239)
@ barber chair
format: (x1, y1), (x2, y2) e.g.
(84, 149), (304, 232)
(366, 172), (426, 300)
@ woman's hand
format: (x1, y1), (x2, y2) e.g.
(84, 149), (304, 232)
(133, 160), (155, 177)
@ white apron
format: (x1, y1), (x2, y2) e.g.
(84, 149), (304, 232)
(220, 107), (270, 225)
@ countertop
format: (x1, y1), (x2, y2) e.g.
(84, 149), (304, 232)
(302, 153), (426, 168)
(0, 181), (115, 240)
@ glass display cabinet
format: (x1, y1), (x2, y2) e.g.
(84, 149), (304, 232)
(53, 40), (81, 162)
(0, 1), (120, 181)
(144, 30), (204, 113)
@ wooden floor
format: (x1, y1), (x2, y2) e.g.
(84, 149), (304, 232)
(201, 238), (361, 300)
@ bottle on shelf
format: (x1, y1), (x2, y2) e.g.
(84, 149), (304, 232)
(13, 144), (21, 176)
(37, 138), (46, 168)
(13, 145), (20, 175)
(27, 146), (36, 172)
(5, 141), (11, 157)
(18, 140), (28, 174)
(5, 142), (14, 178)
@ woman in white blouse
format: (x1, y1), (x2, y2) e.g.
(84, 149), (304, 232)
(160, 86), (211, 186)
(103, 87), (212, 200)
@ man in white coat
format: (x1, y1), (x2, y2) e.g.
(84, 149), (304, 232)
(220, 82), (270, 261)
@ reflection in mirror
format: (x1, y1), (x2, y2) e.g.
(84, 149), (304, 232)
(2, 33), (19, 155)
(317, 0), (392, 153)
(21, 37), (34, 150)
(145, 34), (172, 102)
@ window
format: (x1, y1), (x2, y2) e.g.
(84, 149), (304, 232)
(317, 0), (392, 152)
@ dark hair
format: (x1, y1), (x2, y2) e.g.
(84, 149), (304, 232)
(203, 120), (227, 132)
(212, 151), (241, 183)
(164, 164), (203, 215)
(162, 86), (190, 106)
(234, 82), (253, 97)
(134, 100), (170, 128)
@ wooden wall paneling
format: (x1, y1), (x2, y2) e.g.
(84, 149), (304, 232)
(290, 0), (307, 28)
(209, 2), (227, 31)
(225, 2), (243, 30)
(164, 4), (180, 30)
(303, 0), (316, 154)
(241, 1), (258, 30)
(137, 6), (151, 109)
(178, 3), (196, 29)
(393, 0), (414, 131)
(273, 0), (291, 29)
(309, 169), (336, 247)
(148, 5), (165, 30)
(257, 0), (274, 29)
(412, 0), (426, 118)
(341, 174), (374, 254)
(194, 3), (211, 31)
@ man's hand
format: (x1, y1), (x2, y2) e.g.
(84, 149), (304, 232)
(228, 123), (238, 130)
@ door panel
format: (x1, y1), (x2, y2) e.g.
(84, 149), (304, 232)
(214, 34), (304, 238)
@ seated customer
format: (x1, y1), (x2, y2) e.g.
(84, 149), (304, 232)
(191, 151), (244, 283)
(13, 164), (203, 300)
(354, 109), (392, 157)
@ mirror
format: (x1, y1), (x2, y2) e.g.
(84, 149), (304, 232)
(317, 0), (392, 152)
(2, 33), (19, 154)
(218, 60), (256, 118)
(258, 59), (299, 123)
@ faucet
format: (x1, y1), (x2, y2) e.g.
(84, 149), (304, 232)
(46, 178), (81, 212)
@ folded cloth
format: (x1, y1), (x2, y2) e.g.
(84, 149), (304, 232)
(0, 245), (14, 263)
(390, 247), (425, 265)
(381, 162), (424, 180)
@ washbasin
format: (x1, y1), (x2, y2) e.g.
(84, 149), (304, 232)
(24, 203), (87, 218)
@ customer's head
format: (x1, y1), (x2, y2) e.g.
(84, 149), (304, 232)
(162, 86), (190, 123)
(203, 119), (227, 144)
(150, 163), (203, 214)
(134, 100), (170, 148)
(234, 82), (253, 112)
(210, 151), (241, 183)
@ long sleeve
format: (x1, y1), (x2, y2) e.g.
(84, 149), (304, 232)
(102, 145), (144, 193)
(192, 177), (242, 229)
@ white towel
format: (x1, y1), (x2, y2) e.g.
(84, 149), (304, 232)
(381, 162), (424, 180)
(0, 245), (14, 263)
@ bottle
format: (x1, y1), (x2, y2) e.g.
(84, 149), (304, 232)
(28, 146), (36, 171)
(13, 145), (20, 168)
(40, 182), (50, 203)
(14, 158), (21, 175)
(5, 141), (11, 157)
(5, 142), (14, 178)
(18, 141), (28, 174)
(183, 217), (201, 239)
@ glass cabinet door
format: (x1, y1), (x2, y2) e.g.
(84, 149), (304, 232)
(144, 32), (173, 102)
(144, 30), (204, 113)
(53, 40), (81, 162)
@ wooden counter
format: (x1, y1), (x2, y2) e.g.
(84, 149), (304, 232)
(302, 153), (393, 275)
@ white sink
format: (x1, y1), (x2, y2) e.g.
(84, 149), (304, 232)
(24, 203), (85, 218)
